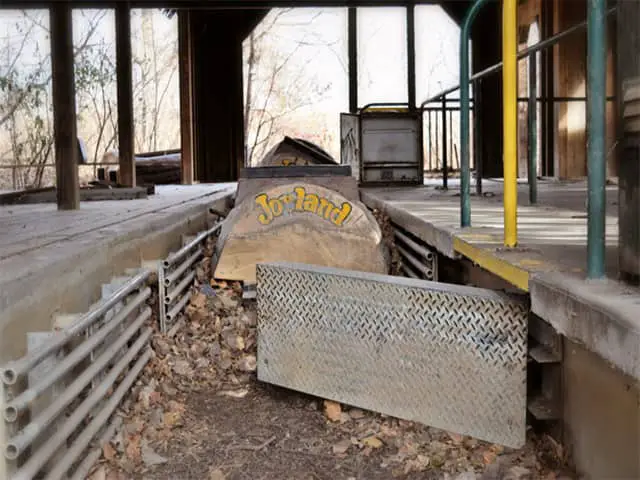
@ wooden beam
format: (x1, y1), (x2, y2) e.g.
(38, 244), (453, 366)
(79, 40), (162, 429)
(115, 2), (136, 187)
(50, 1), (80, 210)
(178, 10), (194, 184)
(348, 7), (358, 112)
(406, 3), (416, 110)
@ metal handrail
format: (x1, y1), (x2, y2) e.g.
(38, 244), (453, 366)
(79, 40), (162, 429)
(0, 269), (151, 385)
(359, 102), (410, 112)
(419, 6), (616, 108)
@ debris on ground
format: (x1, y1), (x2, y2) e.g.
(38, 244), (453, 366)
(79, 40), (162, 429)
(88, 232), (576, 480)
(371, 208), (402, 276)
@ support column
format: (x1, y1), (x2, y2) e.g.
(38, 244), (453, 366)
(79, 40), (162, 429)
(178, 10), (194, 184)
(616, 0), (640, 282)
(115, 2), (135, 187)
(407, 3), (416, 110)
(50, 1), (80, 210)
(348, 7), (358, 113)
(541, 0), (555, 177)
(586, 0), (607, 279)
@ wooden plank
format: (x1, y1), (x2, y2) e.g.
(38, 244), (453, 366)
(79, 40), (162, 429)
(6, 187), (148, 204)
(0, 185), (232, 262)
(50, 1), (80, 210)
(178, 9), (194, 184)
(116, 2), (136, 187)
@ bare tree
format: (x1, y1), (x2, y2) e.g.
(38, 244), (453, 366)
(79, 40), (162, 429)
(0, 9), (113, 188)
(131, 8), (179, 153)
(243, 8), (336, 166)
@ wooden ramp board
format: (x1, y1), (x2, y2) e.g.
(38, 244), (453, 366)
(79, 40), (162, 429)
(213, 182), (388, 282)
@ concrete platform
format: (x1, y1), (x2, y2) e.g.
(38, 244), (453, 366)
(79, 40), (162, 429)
(0, 183), (236, 362)
(361, 180), (640, 383)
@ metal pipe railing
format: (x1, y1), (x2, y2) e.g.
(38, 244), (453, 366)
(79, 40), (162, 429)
(359, 102), (409, 112)
(421, 7), (616, 109)
(528, 52), (538, 205)
(4, 309), (151, 460)
(421, 5), (615, 224)
(158, 220), (224, 333)
(503, 0), (518, 248)
(0, 269), (151, 385)
(3, 288), (151, 422)
(165, 248), (203, 287)
(459, 0), (490, 227)
(44, 349), (152, 480)
(586, 0), (607, 279)
(163, 222), (222, 268)
(69, 417), (122, 480)
(11, 332), (152, 480)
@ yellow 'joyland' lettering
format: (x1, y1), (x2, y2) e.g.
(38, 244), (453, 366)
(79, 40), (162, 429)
(255, 186), (353, 227)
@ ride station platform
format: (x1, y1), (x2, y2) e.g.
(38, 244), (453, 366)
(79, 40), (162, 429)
(361, 178), (640, 478)
(0, 184), (235, 363)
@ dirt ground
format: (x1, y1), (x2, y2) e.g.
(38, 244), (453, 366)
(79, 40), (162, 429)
(141, 381), (575, 480)
(87, 235), (578, 480)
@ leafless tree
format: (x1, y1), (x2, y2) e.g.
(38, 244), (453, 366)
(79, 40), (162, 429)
(243, 8), (336, 166)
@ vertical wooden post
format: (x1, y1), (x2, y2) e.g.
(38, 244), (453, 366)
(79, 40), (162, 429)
(178, 10), (194, 184)
(406, 3), (416, 110)
(50, 2), (80, 210)
(115, 2), (135, 187)
(348, 7), (358, 113)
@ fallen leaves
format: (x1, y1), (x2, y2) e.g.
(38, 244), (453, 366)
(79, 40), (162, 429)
(324, 400), (342, 422)
(90, 232), (571, 480)
(332, 438), (351, 455)
(361, 435), (384, 449)
(102, 442), (117, 462)
(209, 467), (226, 480)
(218, 388), (249, 399)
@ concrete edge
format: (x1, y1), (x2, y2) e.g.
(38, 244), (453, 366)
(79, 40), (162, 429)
(360, 189), (640, 382)
(530, 273), (640, 382)
(360, 190), (457, 259)
(0, 188), (235, 362)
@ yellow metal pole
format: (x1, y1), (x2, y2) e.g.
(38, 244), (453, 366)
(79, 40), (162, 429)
(502, 0), (518, 247)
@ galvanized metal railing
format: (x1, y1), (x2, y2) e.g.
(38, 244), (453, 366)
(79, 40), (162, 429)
(392, 223), (438, 282)
(158, 221), (223, 334)
(419, 0), (614, 277)
(0, 269), (152, 480)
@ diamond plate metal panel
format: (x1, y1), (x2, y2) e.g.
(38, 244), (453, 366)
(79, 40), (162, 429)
(257, 262), (528, 448)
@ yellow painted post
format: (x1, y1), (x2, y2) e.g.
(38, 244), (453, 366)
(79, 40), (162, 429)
(502, 0), (518, 247)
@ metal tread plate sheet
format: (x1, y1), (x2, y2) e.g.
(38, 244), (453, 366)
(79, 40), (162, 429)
(257, 262), (528, 448)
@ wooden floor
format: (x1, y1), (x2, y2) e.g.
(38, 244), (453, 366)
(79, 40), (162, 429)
(0, 184), (235, 286)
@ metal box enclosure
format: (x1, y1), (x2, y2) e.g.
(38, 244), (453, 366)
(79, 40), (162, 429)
(340, 110), (423, 186)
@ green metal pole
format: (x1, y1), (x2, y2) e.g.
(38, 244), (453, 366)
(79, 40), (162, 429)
(527, 52), (538, 204)
(587, 0), (606, 279)
(460, 0), (490, 228)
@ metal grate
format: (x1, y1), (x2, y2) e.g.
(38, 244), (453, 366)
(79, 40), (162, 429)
(392, 222), (437, 281)
(0, 270), (152, 479)
(158, 221), (223, 334)
(257, 262), (529, 448)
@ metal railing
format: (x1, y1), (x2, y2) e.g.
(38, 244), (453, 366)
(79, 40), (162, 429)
(393, 223), (438, 281)
(416, 1), (614, 273)
(158, 221), (224, 334)
(0, 269), (152, 479)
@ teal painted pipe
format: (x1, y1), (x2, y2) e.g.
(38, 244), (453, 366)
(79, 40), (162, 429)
(527, 52), (538, 205)
(587, 0), (607, 279)
(460, 0), (489, 228)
